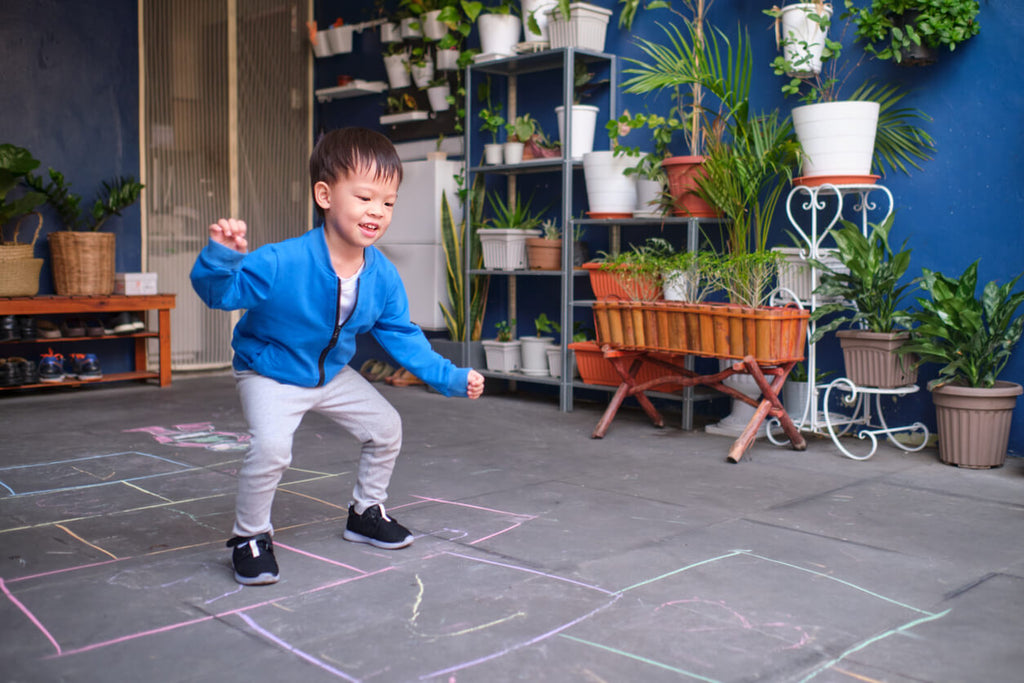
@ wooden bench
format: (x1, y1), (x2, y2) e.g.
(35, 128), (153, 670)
(0, 294), (176, 389)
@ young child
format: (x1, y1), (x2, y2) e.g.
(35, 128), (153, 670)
(190, 127), (485, 585)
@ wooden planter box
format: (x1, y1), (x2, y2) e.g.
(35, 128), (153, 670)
(569, 341), (684, 392)
(581, 261), (661, 301)
(592, 300), (809, 364)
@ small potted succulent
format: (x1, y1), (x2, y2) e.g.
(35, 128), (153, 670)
(899, 261), (1023, 468)
(478, 190), (544, 271)
(481, 318), (521, 373)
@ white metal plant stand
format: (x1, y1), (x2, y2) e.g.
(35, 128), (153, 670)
(765, 182), (925, 459)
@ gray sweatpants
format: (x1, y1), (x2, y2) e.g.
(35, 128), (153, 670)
(232, 366), (402, 537)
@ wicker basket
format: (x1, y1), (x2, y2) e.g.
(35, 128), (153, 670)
(0, 212), (43, 262)
(0, 213), (44, 296)
(48, 231), (116, 295)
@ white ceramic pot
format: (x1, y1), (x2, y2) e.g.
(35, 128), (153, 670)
(427, 84), (451, 112)
(663, 268), (699, 302)
(478, 14), (522, 56)
(400, 17), (422, 39)
(436, 48), (460, 70)
(311, 31), (332, 58)
(634, 177), (664, 217)
(554, 104), (599, 159)
(483, 142), (504, 165)
(479, 228), (541, 270)
(422, 10), (448, 40)
(521, 0), (558, 42)
(325, 25), (354, 54)
(411, 61), (435, 89)
(783, 379), (812, 425)
(582, 151), (637, 216)
(792, 101), (880, 178)
(779, 3), (832, 77)
(504, 141), (525, 164)
(482, 339), (521, 372)
(520, 336), (555, 376)
(383, 53), (411, 89)
(380, 22), (401, 43)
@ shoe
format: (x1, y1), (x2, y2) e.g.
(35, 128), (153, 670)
(226, 533), (279, 585)
(343, 504), (414, 549)
(18, 318), (36, 340)
(9, 357), (38, 385)
(131, 314), (146, 332)
(84, 319), (106, 336)
(38, 350), (66, 383)
(61, 318), (86, 337)
(386, 368), (424, 387)
(36, 319), (61, 339)
(0, 316), (18, 342)
(65, 353), (103, 380)
(110, 312), (136, 334)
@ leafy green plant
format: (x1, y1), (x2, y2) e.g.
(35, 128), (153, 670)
(900, 261), (1024, 389)
(484, 191), (544, 230)
(495, 318), (515, 342)
(26, 170), (143, 232)
(595, 237), (674, 302)
(659, 249), (722, 304)
(505, 114), (537, 143)
(439, 172), (489, 342)
(0, 144), (45, 227)
(843, 0), (981, 64)
(810, 214), (914, 341)
(534, 313), (556, 336)
(789, 361), (835, 383)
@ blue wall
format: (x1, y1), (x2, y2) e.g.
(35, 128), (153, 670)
(4, 0), (1019, 450)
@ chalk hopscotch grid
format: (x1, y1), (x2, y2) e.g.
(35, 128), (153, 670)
(3, 486), (951, 682)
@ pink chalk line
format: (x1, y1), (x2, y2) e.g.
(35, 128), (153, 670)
(275, 542), (366, 574)
(44, 566), (395, 659)
(236, 612), (359, 681)
(405, 495), (537, 545)
(1, 577), (62, 655)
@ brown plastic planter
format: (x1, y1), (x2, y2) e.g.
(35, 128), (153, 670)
(932, 381), (1022, 469)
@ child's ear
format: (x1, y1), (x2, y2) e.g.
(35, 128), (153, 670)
(313, 181), (331, 211)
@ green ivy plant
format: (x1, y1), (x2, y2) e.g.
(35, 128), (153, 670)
(843, 0), (981, 64)
(900, 262), (1024, 390)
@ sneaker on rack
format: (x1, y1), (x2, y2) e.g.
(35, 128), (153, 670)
(61, 318), (86, 337)
(343, 503), (414, 549)
(0, 316), (19, 342)
(18, 318), (36, 340)
(65, 353), (103, 380)
(36, 319), (62, 339)
(9, 357), (38, 385)
(38, 350), (66, 383)
(0, 359), (16, 387)
(84, 319), (106, 336)
(226, 533), (279, 585)
(110, 312), (137, 334)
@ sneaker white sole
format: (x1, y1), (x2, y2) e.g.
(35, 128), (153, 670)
(343, 529), (413, 549)
(234, 571), (279, 585)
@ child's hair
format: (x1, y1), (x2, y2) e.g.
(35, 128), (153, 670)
(309, 127), (404, 221)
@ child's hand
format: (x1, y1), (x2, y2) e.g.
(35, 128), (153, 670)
(466, 369), (485, 399)
(209, 218), (248, 253)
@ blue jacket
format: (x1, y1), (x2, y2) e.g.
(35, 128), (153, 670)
(190, 227), (469, 396)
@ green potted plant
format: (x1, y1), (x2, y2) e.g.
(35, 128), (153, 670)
(478, 78), (506, 164)
(764, 3), (937, 180)
(810, 214), (917, 388)
(478, 190), (544, 270)
(26, 168), (143, 296)
(525, 218), (562, 270)
(899, 261), (1023, 468)
(843, 0), (981, 66)
(584, 236), (672, 302)
(438, 173), (489, 350)
(0, 144), (47, 297)
(503, 113), (537, 164)
(481, 318), (521, 372)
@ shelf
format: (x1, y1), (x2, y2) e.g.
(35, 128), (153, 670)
(572, 216), (726, 226)
(471, 158), (582, 175)
(378, 110), (430, 125)
(314, 80), (388, 103)
(0, 370), (160, 392)
(467, 47), (613, 76)
(0, 332), (157, 345)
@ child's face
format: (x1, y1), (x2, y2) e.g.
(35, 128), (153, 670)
(314, 164), (399, 250)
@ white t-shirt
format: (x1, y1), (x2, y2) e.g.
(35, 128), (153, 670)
(338, 263), (363, 323)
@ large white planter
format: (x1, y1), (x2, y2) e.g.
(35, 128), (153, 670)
(479, 228), (541, 270)
(521, 0), (558, 42)
(554, 104), (599, 159)
(520, 336), (555, 376)
(422, 10), (448, 40)
(779, 3), (832, 77)
(411, 61), (435, 89)
(634, 177), (664, 217)
(482, 339), (522, 373)
(546, 2), (612, 51)
(478, 14), (522, 56)
(427, 84), (451, 112)
(383, 53), (411, 89)
(583, 151), (637, 216)
(792, 101), (880, 178)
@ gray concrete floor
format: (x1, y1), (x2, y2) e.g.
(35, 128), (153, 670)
(1, 373), (1022, 683)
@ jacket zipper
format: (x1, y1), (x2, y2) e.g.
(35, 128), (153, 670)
(316, 276), (360, 387)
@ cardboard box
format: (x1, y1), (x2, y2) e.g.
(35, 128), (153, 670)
(115, 272), (158, 296)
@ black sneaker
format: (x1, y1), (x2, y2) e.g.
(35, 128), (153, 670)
(226, 533), (279, 585)
(38, 350), (66, 383)
(343, 504), (414, 549)
(0, 359), (16, 387)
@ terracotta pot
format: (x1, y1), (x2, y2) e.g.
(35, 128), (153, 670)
(569, 341), (682, 392)
(582, 261), (661, 301)
(526, 237), (561, 270)
(932, 381), (1021, 469)
(836, 330), (917, 388)
(661, 156), (719, 218)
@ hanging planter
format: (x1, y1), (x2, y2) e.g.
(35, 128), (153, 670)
(421, 10), (448, 40)
(661, 156), (719, 218)
(383, 53), (411, 89)
(792, 101), (880, 178)
(400, 17), (422, 40)
(410, 61), (435, 89)
(554, 104), (599, 160)
(381, 22), (401, 43)
(778, 3), (832, 77)
(436, 47), (460, 70)
(582, 150), (637, 216)
(427, 83), (451, 112)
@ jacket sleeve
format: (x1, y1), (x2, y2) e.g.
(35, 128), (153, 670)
(190, 240), (278, 312)
(371, 276), (470, 398)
